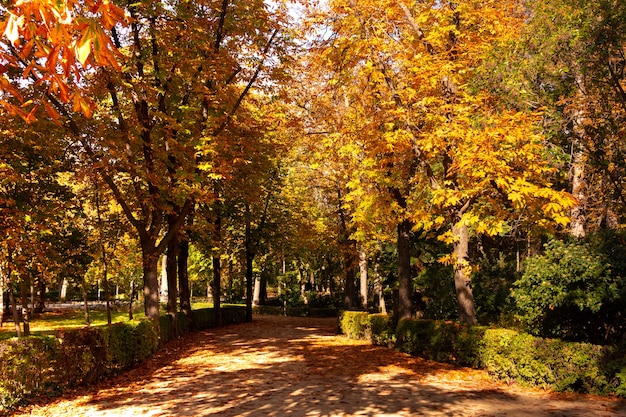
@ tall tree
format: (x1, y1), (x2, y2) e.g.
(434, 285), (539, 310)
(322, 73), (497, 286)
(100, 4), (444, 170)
(1, 0), (295, 319)
(303, 0), (575, 323)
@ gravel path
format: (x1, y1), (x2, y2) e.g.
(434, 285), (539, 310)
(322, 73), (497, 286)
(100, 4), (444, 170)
(14, 315), (626, 416)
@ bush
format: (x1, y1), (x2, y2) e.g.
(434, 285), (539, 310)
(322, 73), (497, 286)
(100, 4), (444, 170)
(395, 318), (487, 366)
(512, 233), (626, 343)
(0, 306), (247, 414)
(341, 312), (626, 396)
(338, 311), (370, 339)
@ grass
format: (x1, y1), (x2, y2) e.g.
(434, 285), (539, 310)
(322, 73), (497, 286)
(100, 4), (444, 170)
(0, 301), (224, 340)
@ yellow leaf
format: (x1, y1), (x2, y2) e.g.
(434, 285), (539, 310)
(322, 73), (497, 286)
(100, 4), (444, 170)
(4, 14), (20, 46)
(76, 32), (92, 65)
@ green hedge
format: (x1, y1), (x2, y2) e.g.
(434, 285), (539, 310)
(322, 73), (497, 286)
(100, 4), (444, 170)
(0, 306), (246, 413)
(338, 311), (626, 396)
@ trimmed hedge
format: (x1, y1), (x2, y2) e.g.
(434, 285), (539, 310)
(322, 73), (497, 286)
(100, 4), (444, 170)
(0, 306), (246, 413)
(338, 311), (626, 396)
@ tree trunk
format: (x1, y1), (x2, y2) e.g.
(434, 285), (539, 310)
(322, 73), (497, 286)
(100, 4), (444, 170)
(397, 218), (413, 320)
(141, 244), (161, 320)
(452, 221), (477, 325)
(0, 264), (4, 326)
(59, 277), (68, 302)
(81, 275), (90, 325)
(9, 284), (21, 337)
(253, 275), (261, 306)
(570, 143), (587, 238)
(259, 272), (267, 305)
(129, 281), (135, 320)
(359, 248), (368, 310)
(227, 259), (234, 303)
(166, 218), (179, 338)
(373, 257), (386, 314)
(20, 275), (30, 336)
(178, 239), (192, 318)
(245, 217), (254, 322)
(160, 254), (168, 304)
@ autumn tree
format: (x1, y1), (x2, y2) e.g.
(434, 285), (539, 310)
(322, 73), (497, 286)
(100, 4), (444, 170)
(303, 0), (575, 324)
(1, 0), (296, 320)
(481, 0), (626, 236)
(0, 115), (90, 335)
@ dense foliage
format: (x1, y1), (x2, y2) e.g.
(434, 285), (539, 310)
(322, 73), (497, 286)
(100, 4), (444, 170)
(339, 311), (626, 396)
(512, 232), (626, 344)
(0, 307), (246, 412)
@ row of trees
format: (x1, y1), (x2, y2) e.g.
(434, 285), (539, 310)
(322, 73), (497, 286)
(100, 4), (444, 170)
(1, 0), (625, 337)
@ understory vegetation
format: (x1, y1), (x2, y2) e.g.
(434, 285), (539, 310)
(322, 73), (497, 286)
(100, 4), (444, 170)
(339, 311), (626, 396)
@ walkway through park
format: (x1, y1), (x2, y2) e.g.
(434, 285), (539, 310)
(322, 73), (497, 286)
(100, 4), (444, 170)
(15, 315), (626, 416)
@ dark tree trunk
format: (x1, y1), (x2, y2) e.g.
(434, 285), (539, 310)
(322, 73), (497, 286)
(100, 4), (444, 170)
(9, 284), (20, 337)
(397, 218), (413, 320)
(20, 275), (30, 336)
(141, 244), (161, 320)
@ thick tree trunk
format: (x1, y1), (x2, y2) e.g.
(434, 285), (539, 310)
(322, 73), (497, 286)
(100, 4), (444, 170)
(141, 245), (161, 320)
(397, 219), (413, 320)
(359, 248), (368, 310)
(452, 222), (477, 325)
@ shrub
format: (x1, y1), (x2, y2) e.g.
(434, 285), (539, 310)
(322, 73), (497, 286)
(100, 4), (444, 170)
(0, 307), (247, 414)
(395, 318), (487, 366)
(368, 313), (394, 346)
(338, 311), (370, 339)
(512, 233), (626, 343)
(340, 312), (626, 396)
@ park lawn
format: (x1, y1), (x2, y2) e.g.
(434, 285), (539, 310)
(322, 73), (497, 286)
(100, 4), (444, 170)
(0, 309), (146, 340)
(0, 301), (230, 340)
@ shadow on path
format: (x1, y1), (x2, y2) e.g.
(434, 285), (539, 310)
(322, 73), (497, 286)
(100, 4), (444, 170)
(18, 315), (626, 417)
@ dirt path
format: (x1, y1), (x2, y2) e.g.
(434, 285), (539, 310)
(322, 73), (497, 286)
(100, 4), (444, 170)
(14, 315), (626, 416)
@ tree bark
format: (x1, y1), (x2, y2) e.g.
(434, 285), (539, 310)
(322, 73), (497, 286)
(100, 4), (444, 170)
(253, 275), (261, 306)
(569, 139), (587, 238)
(452, 221), (477, 325)
(397, 218), (413, 320)
(178, 239), (192, 319)
(0, 264), (4, 326)
(141, 244), (161, 320)
(81, 275), (90, 325)
(359, 248), (368, 310)
(166, 216), (179, 338)
(9, 285), (21, 337)
(373, 256), (387, 314)
(20, 275), (30, 336)
(245, 215), (254, 322)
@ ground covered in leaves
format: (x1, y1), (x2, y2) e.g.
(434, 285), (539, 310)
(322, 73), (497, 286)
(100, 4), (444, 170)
(13, 315), (626, 416)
